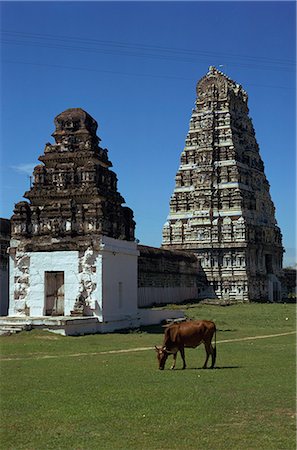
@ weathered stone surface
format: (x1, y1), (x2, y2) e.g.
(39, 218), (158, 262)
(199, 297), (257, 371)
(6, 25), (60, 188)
(162, 67), (284, 302)
(0, 219), (10, 315)
(137, 245), (209, 306)
(11, 108), (135, 251)
(9, 109), (137, 318)
(7, 109), (187, 328)
(282, 268), (297, 300)
(0, 218), (10, 265)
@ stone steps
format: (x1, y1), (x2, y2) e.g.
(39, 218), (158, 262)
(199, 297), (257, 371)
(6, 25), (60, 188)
(0, 323), (32, 336)
(0, 309), (185, 336)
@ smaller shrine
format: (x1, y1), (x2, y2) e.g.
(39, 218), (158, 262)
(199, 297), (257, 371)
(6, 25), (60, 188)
(7, 109), (181, 333)
(12, 108), (135, 248)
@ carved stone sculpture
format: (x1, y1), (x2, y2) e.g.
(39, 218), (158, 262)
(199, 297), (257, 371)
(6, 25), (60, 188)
(162, 67), (284, 302)
(11, 108), (135, 251)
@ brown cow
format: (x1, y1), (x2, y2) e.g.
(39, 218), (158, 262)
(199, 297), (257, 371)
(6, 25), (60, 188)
(155, 320), (216, 370)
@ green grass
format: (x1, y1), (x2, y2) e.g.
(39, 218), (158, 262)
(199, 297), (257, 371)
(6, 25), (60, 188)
(0, 303), (296, 449)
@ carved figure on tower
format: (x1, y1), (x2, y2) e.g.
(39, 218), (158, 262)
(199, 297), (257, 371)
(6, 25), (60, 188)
(162, 67), (284, 302)
(11, 108), (135, 251)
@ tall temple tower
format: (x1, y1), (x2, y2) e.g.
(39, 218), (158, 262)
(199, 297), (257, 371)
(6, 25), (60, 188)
(162, 67), (283, 302)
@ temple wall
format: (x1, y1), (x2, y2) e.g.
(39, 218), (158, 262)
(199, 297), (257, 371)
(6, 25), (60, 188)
(101, 237), (139, 321)
(282, 268), (296, 300)
(8, 236), (139, 319)
(0, 268), (9, 316)
(0, 218), (10, 316)
(9, 249), (81, 317)
(138, 286), (201, 308)
(137, 245), (207, 307)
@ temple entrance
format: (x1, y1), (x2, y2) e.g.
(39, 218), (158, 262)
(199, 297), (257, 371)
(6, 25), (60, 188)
(45, 271), (64, 316)
(267, 274), (281, 303)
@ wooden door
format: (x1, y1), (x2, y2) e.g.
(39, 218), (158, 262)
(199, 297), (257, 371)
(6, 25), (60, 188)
(45, 271), (65, 316)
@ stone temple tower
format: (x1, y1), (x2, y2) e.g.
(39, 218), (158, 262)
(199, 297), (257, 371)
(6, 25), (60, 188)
(162, 67), (283, 302)
(12, 108), (135, 245)
(9, 108), (138, 320)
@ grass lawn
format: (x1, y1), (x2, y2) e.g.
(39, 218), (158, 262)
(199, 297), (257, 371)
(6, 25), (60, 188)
(0, 303), (296, 450)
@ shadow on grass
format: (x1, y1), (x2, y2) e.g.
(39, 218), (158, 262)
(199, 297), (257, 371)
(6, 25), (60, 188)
(116, 324), (164, 335)
(116, 325), (239, 335)
(217, 329), (238, 332)
(213, 366), (241, 370)
(165, 366), (241, 371)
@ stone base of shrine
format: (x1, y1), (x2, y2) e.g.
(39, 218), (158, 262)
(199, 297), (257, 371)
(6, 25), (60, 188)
(0, 308), (184, 336)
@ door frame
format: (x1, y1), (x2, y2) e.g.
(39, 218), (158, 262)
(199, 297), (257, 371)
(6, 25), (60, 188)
(44, 271), (65, 316)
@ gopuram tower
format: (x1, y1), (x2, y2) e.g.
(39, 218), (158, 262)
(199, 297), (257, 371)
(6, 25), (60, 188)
(9, 108), (137, 319)
(162, 67), (283, 302)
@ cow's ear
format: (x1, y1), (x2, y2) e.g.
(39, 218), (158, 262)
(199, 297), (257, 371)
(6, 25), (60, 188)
(154, 346), (159, 352)
(162, 346), (168, 353)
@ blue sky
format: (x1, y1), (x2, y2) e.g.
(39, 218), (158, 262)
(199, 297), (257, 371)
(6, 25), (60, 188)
(0, 1), (296, 266)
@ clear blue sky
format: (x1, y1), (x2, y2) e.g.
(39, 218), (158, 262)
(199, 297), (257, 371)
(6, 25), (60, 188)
(0, 1), (296, 266)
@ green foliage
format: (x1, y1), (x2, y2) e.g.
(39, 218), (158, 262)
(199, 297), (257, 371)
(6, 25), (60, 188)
(0, 304), (296, 449)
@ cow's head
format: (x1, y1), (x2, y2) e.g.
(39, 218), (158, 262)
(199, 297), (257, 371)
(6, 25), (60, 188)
(155, 346), (169, 370)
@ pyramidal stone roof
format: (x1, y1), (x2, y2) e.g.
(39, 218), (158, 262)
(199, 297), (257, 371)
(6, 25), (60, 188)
(162, 67), (283, 302)
(11, 108), (135, 251)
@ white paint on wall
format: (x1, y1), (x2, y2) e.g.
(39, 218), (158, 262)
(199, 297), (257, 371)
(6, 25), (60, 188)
(7, 236), (186, 332)
(100, 236), (139, 322)
(9, 249), (31, 316)
(29, 251), (80, 316)
(9, 236), (140, 322)
(9, 255), (15, 316)
(78, 247), (101, 317)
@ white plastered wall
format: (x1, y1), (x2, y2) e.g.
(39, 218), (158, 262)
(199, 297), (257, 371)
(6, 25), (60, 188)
(9, 251), (79, 317)
(100, 236), (139, 321)
(9, 237), (139, 320)
(28, 251), (79, 316)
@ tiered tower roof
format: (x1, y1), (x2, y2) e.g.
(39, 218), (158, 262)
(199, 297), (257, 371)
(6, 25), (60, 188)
(162, 67), (283, 301)
(11, 108), (135, 250)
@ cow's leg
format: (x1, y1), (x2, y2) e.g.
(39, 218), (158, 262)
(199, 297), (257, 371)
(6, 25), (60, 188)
(179, 346), (186, 370)
(203, 342), (211, 369)
(203, 342), (215, 369)
(210, 344), (216, 368)
(170, 352), (178, 370)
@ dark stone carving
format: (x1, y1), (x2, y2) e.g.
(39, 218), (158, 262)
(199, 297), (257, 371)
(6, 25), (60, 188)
(11, 108), (135, 250)
(70, 294), (87, 316)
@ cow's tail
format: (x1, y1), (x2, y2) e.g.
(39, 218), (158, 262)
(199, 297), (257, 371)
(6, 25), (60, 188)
(212, 325), (217, 368)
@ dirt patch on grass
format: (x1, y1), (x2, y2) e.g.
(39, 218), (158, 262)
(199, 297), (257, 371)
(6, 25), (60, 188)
(1, 330), (295, 362)
(275, 408), (296, 419)
(34, 335), (60, 340)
